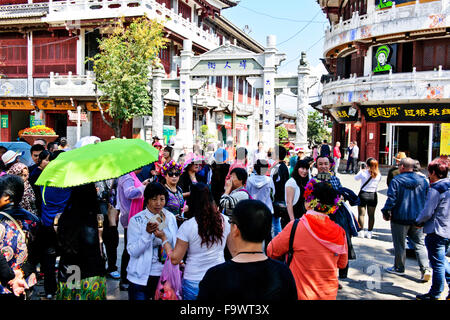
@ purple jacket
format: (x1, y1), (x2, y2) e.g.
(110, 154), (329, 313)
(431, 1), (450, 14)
(416, 178), (450, 239)
(117, 173), (145, 228)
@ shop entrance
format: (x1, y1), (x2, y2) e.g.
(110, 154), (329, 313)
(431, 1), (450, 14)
(46, 111), (68, 139)
(11, 111), (31, 142)
(389, 124), (432, 166)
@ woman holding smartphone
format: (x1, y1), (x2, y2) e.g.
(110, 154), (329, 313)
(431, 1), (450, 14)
(126, 182), (178, 300)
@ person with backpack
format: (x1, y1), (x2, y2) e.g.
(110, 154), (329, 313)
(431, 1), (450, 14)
(267, 181), (348, 300)
(0, 175), (40, 299)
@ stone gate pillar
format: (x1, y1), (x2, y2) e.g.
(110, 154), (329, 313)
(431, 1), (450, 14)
(151, 66), (165, 141)
(262, 35), (277, 152)
(296, 52), (311, 153)
(175, 39), (194, 154)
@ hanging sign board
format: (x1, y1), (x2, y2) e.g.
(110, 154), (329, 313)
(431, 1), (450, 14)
(330, 106), (359, 123)
(36, 99), (76, 110)
(1, 114), (8, 128)
(68, 110), (88, 122)
(0, 99), (34, 110)
(441, 123), (450, 156)
(361, 104), (450, 122)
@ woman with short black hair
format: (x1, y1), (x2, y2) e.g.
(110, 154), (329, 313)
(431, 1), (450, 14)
(154, 183), (230, 300)
(126, 182), (178, 300)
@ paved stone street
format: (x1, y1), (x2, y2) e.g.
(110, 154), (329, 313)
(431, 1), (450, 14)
(32, 168), (449, 301)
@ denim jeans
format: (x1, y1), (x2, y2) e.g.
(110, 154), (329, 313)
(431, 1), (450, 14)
(272, 216), (282, 238)
(425, 233), (450, 298)
(182, 279), (200, 300)
(128, 276), (160, 300)
(390, 222), (430, 273)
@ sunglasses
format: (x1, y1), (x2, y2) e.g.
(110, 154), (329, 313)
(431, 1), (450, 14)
(167, 171), (180, 177)
(228, 217), (238, 225)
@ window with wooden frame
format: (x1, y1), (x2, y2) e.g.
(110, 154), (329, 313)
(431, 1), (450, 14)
(216, 76), (222, 98)
(158, 47), (171, 76)
(178, 0), (192, 21)
(0, 33), (27, 77)
(156, 0), (171, 8)
(415, 39), (450, 72)
(227, 76), (233, 101)
(0, 0), (27, 4)
(238, 78), (244, 103)
(33, 30), (77, 77)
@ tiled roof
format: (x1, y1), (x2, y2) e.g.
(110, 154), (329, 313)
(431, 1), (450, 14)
(0, 3), (48, 20)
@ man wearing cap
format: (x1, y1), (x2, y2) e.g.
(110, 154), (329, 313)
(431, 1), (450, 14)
(289, 147), (305, 176)
(387, 152), (407, 187)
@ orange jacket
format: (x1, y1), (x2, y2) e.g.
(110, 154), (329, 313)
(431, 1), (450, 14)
(267, 215), (348, 300)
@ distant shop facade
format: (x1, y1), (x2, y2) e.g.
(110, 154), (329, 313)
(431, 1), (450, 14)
(330, 103), (450, 166)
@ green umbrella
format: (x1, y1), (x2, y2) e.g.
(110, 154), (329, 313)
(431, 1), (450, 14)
(35, 138), (159, 188)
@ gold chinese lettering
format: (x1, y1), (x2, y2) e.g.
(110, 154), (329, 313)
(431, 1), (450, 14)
(366, 108), (377, 117)
(416, 109), (427, 117)
(404, 109), (416, 117)
(429, 109), (440, 116)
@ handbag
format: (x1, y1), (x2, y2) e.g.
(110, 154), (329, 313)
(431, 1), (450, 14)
(154, 252), (183, 300)
(272, 201), (287, 219)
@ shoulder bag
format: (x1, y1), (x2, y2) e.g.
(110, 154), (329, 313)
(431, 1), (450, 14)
(358, 175), (375, 202)
(285, 219), (299, 266)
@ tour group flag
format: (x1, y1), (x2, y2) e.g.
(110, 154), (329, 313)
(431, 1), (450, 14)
(35, 138), (159, 188)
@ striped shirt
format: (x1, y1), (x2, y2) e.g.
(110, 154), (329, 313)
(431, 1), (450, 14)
(220, 187), (250, 216)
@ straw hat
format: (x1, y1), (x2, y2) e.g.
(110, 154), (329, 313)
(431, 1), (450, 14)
(394, 152), (407, 161)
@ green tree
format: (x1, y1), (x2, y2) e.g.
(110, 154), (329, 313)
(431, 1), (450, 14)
(275, 125), (289, 143)
(199, 125), (215, 151)
(307, 110), (331, 146)
(88, 16), (168, 137)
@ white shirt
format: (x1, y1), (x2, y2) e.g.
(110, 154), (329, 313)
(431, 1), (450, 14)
(355, 170), (382, 192)
(351, 145), (359, 159)
(176, 215), (231, 281)
(285, 178), (300, 206)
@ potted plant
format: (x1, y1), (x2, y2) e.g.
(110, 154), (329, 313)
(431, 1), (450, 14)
(20, 125), (59, 145)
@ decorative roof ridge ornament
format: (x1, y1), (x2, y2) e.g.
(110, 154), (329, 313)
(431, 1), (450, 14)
(299, 51), (309, 67)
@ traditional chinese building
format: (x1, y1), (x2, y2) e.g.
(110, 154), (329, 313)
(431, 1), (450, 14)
(0, 0), (264, 147)
(316, 0), (450, 165)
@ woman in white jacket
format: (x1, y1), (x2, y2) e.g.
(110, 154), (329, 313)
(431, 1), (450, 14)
(126, 182), (178, 300)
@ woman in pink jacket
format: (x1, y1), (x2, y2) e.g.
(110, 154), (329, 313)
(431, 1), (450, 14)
(267, 179), (348, 300)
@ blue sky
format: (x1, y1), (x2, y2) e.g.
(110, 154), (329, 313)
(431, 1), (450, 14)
(222, 0), (330, 74)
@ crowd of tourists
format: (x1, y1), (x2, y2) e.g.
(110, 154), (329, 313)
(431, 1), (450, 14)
(0, 136), (448, 301)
